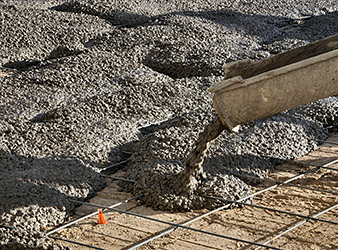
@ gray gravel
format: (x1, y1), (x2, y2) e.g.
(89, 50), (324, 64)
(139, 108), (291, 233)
(1, 0), (338, 249)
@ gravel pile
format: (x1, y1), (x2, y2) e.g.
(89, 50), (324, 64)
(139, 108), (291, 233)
(0, 0), (337, 248)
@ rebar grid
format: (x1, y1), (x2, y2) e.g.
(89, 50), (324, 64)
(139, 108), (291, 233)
(321, 140), (338, 146)
(124, 157), (338, 249)
(49, 148), (338, 250)
(49, 236), (107, 250)
(227, 170), (338, 196)
(286, 158), (338, 171)
(46, 195), (142, 237)
(68, 199), (283, 250)
(99, 160), (129, 173)
(255, 203), (338, 249)
(202, 195), (338, 225)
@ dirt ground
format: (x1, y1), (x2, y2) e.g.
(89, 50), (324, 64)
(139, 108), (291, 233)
(50, 133), (338, 250)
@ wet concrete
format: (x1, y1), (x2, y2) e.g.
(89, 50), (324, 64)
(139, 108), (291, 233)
(0, 0), (338, 249)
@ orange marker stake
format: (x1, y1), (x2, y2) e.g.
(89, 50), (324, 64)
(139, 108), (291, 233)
(97, 209), (107, 224)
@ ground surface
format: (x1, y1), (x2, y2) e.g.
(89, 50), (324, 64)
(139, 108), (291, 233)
(0, 0), (338, 249)
(53, 134), (338, 250)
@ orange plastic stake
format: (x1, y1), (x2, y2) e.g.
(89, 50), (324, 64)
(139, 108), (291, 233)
(97, 209), (106, 224)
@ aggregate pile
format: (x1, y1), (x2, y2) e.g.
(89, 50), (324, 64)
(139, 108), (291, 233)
(0, 0), (338, 249)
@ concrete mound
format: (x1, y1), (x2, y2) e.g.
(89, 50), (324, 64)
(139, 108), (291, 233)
(121, 99), (335, 211)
